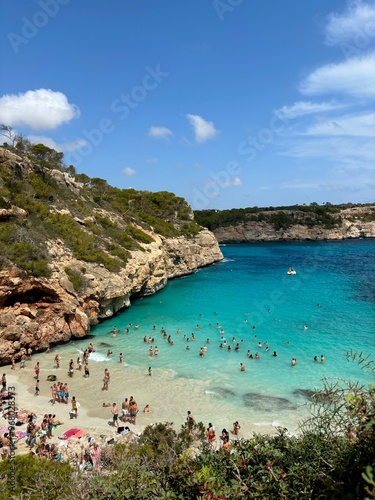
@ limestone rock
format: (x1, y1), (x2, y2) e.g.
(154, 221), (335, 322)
(0, 228), (222, 365)
(0, 146), (224, 364)
(213, 207), (375, 243)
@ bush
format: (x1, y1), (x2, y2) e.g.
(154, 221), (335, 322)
(64, 267), (85, 292)
(6, 242), (51, 277)
(107, 244), (130, 263)
(179, 221), (202, 237)
(0, 454), (74, 499)
(125, 225), (154, 244)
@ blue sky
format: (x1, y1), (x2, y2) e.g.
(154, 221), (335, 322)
(1, 0), (375, 209)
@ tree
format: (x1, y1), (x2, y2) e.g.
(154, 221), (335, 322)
(0, 124), (19, 146)
(27, 144), (64, 170)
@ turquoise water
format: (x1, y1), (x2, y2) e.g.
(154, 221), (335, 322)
(58, 239), (375, 432)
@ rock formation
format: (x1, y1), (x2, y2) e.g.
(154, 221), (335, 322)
(0, 230), (222, 365)
(0, 147), (223, 365)
(212, 206), (375, 242)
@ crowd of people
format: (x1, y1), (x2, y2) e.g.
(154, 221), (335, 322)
(0, 312), (330, 467)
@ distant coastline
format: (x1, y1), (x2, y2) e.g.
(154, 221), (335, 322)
(194, 204), (375, 243)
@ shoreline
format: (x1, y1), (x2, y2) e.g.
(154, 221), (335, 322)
(1, 349), (293, 462)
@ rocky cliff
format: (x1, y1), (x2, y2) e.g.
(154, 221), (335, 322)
(211, 206), (375, 243)
(0, 147), (223, 365)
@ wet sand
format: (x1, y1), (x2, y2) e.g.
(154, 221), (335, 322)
(2, 346), (298, 456)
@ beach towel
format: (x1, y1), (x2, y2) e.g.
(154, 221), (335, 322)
(58, 428), (80, 440)
(16, 431), (27, 440)
(71, 429), (87, 439)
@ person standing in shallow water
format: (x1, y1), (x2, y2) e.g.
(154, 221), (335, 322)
(233, 421), (241, 436)
(54, 354), (60, 368)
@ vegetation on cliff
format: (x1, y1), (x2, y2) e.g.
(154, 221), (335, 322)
(194, 203), (375, 232)
(0, 137), (202, 279)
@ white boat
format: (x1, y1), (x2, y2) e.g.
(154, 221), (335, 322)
(287, 268), (297, 275)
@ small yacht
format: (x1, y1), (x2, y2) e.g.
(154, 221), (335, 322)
(287, 267), (297, 275)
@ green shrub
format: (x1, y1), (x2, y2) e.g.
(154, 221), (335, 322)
(107, 244), (130, 263)
(125, 225), (154, 244)
(0, 454), (73, 499)
(117, 231), (141, 251)
(64, 267), (85, 292)
(0, 222), (14, 243)
(179, 221), (202, 237)
(0, 196), (11, 209)
(95, 214), (118, 228)
(6, 242), (51, 277)
(29, 173), (55, 200)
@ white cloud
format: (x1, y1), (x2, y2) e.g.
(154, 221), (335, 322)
(148, 126), (173, 140)
(230, 176), (242, 186)
(280, 136), (375, 170)
(271, 2), (375, 198)
(325, 1), (375, 46)
(123, 167), (136, 176)
(320, 182), (362, 192)
(27, 135), (60, 151)
(299, 52), (375, 98)
(305, 111), (375, 136)
(275, 100), (347, 119)
(27, 135), (87, 153)
(281, 180), (363, 193)
(61, 139), (87, 152)
(281, 181), (321, 190)
(206, 176), (242, 188)
(186, 114), (219, 143)
(0, 89), (80, 130)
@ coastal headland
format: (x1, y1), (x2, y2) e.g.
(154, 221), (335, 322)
(0, 146), (223, 365)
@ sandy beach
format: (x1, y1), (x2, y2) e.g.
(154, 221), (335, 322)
(1, 346), (287, 463)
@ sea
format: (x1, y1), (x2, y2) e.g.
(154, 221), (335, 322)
(54, 239), (375, 435)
